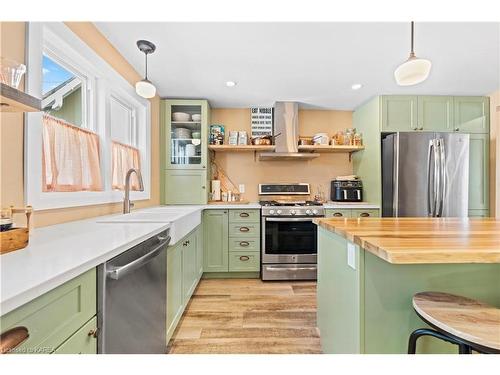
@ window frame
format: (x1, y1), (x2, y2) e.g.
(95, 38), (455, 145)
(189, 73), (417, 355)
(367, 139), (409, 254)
(25, 22), (151, 210)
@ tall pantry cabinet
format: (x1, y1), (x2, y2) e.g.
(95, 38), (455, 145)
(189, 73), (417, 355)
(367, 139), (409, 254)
(160, 99), (210, 204)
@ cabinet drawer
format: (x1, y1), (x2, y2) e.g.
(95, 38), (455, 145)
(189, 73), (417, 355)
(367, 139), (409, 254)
(229, 238), (260, 252)
(351, 209), (379, 218)
(53, 317), (97, 354)
(325, 209), (352, 218)
(0, 268), (96, 354)
(228, 209), (260, 223)
(229, 223), (260, 238)
(229, 252), (260, 272)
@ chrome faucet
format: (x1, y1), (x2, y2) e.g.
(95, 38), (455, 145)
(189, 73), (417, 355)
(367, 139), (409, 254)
(123, 168), (145, 214)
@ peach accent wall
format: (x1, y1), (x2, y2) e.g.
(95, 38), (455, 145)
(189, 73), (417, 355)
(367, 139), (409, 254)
(0, 22), (160, 228)
(210, 108), (355, 202)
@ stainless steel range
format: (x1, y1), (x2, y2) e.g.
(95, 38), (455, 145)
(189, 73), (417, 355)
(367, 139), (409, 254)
(259, 183), (324, 281)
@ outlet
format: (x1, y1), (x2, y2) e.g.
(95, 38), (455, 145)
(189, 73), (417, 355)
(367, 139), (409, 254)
(239, 184), (245, 193)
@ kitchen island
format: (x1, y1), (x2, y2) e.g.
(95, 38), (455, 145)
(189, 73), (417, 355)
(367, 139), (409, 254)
(313, 217), (500, 354)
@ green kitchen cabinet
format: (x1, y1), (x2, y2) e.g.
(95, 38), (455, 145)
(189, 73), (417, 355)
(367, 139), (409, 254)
(203, 210), (229, 272)
(0, 269), (96, 354)
(163, 169), (207, 205)
(381, 96), (418, 132)
(325, 208), (380, 219)
(468, 209), (490, 218)
(166, 226), (203, 343)
(160, 99), (210, 205)
(161, 99), (210, 170)
(453, 97), (489, 133)
(468, 133), (489, 211)
(167, 242), (183, 342)
(53, 317), (97, 354)
(417, 96), (454, 132)
(182, 232), (198, 302)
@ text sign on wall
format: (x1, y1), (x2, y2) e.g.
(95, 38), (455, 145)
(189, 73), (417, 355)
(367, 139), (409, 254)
(251, 107), (273, 138)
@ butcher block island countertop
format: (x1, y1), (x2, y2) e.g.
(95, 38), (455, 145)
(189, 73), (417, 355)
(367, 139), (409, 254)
(313, 217), (500, 264)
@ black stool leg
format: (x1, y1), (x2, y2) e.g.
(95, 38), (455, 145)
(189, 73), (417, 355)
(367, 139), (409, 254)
(458, 344), (472, 354)
(408, 328), (469, 354)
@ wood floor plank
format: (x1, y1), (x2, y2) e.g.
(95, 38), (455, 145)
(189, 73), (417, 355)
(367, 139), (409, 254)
(242, 311), (317, 328)
(169, 338), (321, 354)
(200, 327), (319, 339)
(169, 278), (320, 354)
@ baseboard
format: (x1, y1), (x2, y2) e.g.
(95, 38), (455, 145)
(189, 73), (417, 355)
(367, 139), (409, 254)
(202, 272), (260, 279)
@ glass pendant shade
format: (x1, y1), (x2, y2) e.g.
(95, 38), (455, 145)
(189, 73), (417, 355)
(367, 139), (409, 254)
(135, 79), (156, 99)
(394, 55), (432, 86)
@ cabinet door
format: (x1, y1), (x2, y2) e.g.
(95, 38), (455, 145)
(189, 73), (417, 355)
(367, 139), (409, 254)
(164, 169), (207, 204)
(163, 100), (209, 170)
(453, 97), (489, 133)
(53, 317), (97, 354)
(381, 96), (418, 132)
(182, 234), (197, 303)
(195, 226), (203, 278)
(203, 210), (229, 272)
(167, 244), (183, 342)
(468, 134), (489, 210)
(417, 96), (454, 131)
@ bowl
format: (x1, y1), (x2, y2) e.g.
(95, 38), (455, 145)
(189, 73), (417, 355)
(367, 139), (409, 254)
(0, 57), (26, 89)
(172, 112), (191, 122)
(191, 114), (201, 122)
(192, 131), (201, 139)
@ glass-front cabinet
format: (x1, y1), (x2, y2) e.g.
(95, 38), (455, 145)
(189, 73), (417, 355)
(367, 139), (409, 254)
(163, 99), (209, 169)
(161, 99), (210, 205)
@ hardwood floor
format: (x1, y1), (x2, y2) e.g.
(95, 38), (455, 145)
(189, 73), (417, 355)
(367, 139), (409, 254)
(168, 278), (321, 354)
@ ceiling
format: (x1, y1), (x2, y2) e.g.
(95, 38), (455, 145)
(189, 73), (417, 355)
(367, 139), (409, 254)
(95, 22), (500, 110)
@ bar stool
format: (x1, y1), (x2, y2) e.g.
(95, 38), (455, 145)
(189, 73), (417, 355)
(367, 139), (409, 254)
(408, 292), (500, 354)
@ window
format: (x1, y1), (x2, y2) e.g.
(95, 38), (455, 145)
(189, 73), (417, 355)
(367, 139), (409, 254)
(41, 55), (86, 128)
(25, 23), (151, 210)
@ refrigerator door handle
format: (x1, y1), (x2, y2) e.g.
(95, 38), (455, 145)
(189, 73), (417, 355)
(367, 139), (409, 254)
(437, 139), (446, 217)
(427, 140), (435, 216)
(433, 139), (440, 217)
(393, 133), (400, 217)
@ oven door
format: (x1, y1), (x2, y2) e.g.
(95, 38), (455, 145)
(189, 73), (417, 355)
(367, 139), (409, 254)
(262, 217), (318, 264)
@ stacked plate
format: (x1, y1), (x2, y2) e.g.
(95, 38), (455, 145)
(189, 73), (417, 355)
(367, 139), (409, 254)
(173, 127), (192, 139)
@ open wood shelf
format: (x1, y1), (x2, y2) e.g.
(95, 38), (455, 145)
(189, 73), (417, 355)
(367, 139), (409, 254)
(208, 145), (276, 152)
(0, 83), (41, 113)
(297, 145), (365, 153)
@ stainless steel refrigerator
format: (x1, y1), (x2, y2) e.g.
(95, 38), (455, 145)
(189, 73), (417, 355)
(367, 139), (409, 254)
(382, 132), (469, 217)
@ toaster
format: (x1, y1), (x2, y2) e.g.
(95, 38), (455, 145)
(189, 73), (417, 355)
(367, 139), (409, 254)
(331, 180), (363, 202)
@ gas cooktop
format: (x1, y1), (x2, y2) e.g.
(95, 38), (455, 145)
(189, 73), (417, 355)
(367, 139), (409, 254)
(259, 200), (323, 207)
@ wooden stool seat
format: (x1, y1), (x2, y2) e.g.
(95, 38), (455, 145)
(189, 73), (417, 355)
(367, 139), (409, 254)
(412, 292), (500, 353)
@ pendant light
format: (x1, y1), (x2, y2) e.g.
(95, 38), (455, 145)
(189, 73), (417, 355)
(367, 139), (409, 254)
(135, 40), (156, 98)
(394, 22), (432, 86)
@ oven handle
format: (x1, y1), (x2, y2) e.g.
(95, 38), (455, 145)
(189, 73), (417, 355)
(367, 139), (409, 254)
(265, 266), (317, 271)
(265, 217), (317, 222)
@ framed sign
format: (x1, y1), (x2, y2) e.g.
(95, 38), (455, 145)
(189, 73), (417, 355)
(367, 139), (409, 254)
(251, 107), (273, 138)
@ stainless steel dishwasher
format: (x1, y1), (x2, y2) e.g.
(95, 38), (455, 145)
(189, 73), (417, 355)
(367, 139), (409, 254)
(97, 229), (170, 354)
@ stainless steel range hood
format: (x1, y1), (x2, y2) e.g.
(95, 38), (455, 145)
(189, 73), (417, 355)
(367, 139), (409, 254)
(259, 102), (319, 161)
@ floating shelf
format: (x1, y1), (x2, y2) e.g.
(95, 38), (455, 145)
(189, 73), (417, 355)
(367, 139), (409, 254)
(0, 83), (41, 113)
(208, 145), (276, 152)
(297, 145), (365, 153)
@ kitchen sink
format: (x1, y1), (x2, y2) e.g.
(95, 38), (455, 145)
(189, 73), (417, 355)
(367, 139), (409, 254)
(96, 206), (202, 245)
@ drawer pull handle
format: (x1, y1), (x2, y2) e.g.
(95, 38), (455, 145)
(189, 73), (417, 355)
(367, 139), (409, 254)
(88, 328), (98, 339)
(333, 212), (343, 217)
(0, 326), (29, 354)
(239, 227), (250, 232)
(239, 241), (250, 247)
(239, 212), (250, 218)
(239, 256), (250, 261)
(360, 212), (370, 217)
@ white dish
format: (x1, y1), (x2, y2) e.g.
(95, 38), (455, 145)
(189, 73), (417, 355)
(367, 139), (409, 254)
(191, 114), (201, 122)
(172, 112), (191, 122)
